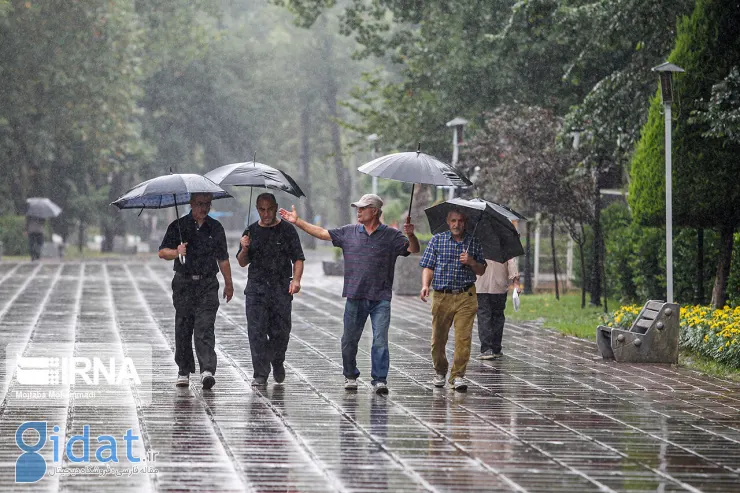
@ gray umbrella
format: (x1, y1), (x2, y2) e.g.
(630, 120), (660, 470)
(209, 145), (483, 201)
(424, 197), (525, 263)
(111, 173), (231, 264)
(357, 143), (471, 221)
(26, 198), (62, 219)
(205, 159), (305, 230)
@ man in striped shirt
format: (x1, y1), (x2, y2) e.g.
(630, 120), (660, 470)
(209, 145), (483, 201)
(279, 194), (420, 394)
(419, 209), (486, 391)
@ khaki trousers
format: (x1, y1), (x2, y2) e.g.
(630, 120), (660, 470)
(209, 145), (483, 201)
(430, 287), (478, 382)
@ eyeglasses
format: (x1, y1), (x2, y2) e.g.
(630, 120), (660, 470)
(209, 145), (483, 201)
(193, 201), (212, 208)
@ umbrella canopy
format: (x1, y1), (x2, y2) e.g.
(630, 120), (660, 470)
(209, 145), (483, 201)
(357, 144), (472, 222)
(357, 150), (472, 187)
(26, 197), (62, 219)
(111, 173), (231, 265)
(424, 197), (525, 263)
(111, 173), (231, 209)
(204, 161), (305, 198)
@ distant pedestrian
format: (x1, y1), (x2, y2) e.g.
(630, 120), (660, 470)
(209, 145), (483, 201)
(236, 193), (305, 387)
(476, 259), (520, 360)
(25, 216), (45, 261)
(158, 192), (234, 390)
(419, 209), (486, 391)
(279, 193), (420, 394)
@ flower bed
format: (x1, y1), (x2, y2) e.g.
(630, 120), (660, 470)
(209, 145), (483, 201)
(603, 305), (740, 368)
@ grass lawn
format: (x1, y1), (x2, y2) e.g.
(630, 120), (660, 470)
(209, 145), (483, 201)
(505, 291), (617, 339)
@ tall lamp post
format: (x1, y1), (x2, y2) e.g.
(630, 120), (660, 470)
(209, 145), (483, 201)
(367, 133), (379, 195)
(445, 117), (468, 200)
(652, 62), (684, 304)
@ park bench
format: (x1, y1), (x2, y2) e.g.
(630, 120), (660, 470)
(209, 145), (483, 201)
(596, 300), (679, 364)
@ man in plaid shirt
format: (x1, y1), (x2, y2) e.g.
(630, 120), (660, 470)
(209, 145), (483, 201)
(419, 208), (486, 391)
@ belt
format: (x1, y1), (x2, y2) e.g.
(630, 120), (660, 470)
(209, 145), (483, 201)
(435, 283), (475, 294)
(176, 272), (214, 281)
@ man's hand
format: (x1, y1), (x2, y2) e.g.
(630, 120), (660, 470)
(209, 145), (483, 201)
(240, 234), (251, 249)
(420, 286), (430, 303)
(459, 251), (474, 266)
(223, 284), (233, 303)
(514, 282), (522, 294)
(177, 242), (188, 256)
(403, 222), (415, 236)
(278, 205), (298, 224)
(288, 279), (301, 295)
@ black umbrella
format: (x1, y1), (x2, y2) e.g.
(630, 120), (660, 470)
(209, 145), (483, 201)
(26, 198), (62, 219)
(424, 197), (526, 263)
(205, 158), (305, 229)
(357, 143), (471, 222)
(111, 173), (231, 263)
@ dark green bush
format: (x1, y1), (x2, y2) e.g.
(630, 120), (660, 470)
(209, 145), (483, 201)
(0, 215), (29, 256)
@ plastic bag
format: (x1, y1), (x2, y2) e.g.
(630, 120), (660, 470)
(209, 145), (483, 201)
(512, 289), (520, 312)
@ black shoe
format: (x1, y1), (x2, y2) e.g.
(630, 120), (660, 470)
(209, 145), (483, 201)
(252, 376), (267, 387)
(201, 371), (215, 390)
(273, 362), (286, 384)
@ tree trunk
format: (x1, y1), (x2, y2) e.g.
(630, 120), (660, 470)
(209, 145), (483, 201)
(550, 215), (559, 300)
(524, 221), (533, 295)
(711, 223), (735, 308)
(102, 171), (124, 253)
(78, 221), (85, 253)
(298, 98), (316, 249)
(589, 190), (602, 306)
(322, 32), (351, 227)
(579, 223), (587, 309)
(696, 228), (705, 304)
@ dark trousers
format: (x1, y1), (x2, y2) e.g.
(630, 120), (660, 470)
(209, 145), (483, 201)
(477, 293), (507, 354)
(28, 233), (43, 261)
(245, 288), (293, 379)
(172, 275), (219, 375)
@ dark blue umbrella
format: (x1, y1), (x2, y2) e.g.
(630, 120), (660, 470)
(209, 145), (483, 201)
(111, 173), (231, 263)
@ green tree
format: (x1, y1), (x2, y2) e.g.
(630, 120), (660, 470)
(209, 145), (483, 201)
(629, 0), (740, 307)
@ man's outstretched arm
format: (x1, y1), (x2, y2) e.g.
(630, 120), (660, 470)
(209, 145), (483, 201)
(279, 205), (331, 241)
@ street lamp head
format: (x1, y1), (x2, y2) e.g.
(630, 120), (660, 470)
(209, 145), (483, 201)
(652, 62), (685, 104)
(445, 117), (468, 127)
(367, 133), (379, 142)
(446, 117), (468, 145)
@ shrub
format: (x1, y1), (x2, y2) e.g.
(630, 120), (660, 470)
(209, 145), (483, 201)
(0, 215), (29, 256)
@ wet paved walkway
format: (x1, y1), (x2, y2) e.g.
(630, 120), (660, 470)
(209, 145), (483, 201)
(1, 257), (740, 492)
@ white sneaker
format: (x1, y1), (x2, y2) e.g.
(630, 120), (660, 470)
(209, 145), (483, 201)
(452, 377), (468, 392)
(373, 382), (389, 395)
(344, 378), (358, 390)
(176, 374), (189, 387)
(433, 373), (446, 388)
(201, 371), (215, 390)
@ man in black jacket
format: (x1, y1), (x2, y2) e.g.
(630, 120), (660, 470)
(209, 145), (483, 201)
(159, 192), (234, 390)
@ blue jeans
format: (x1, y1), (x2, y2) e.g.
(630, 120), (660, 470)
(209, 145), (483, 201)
(342, 299), (391, 384)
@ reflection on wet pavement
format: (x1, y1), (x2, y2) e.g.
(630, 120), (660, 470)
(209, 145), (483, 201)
(1, 258), (739, 492)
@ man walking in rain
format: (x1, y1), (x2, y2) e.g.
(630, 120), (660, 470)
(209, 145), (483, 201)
(237, 193), (305, 386)
(279, 193), (420, 394)
(419, 209), (486, 391)
(159, 192), (234, 390)
(476, 258), (520, 360)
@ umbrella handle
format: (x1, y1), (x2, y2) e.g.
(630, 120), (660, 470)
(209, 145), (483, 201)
(407, 183), (415, 222)
(465, 215), (483, 254)
(174, 194), (186, 264)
